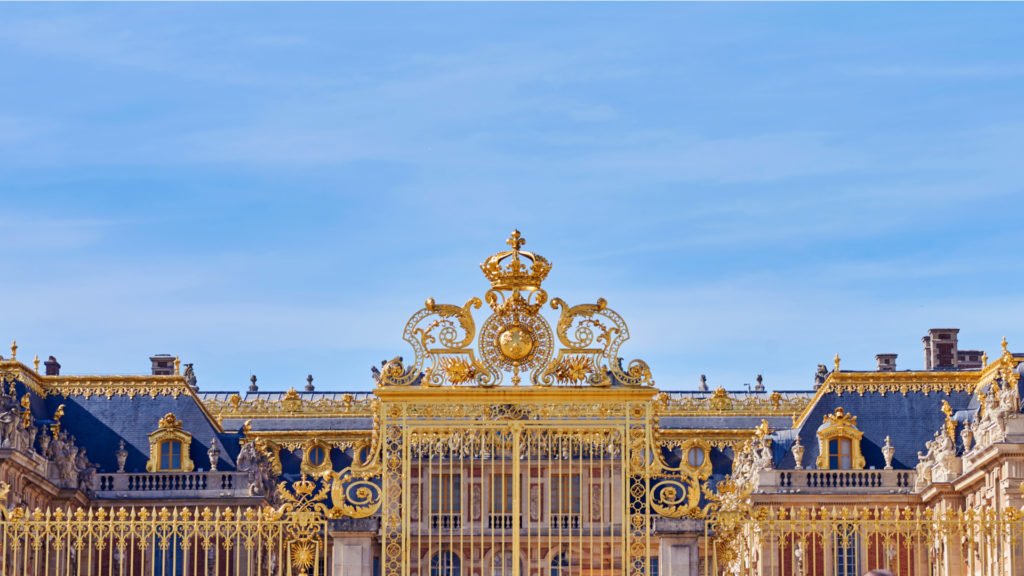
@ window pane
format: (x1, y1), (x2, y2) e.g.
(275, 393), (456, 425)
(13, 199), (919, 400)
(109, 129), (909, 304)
(432, 474), (462, 513)
(553, 475), (580, 514)
(160, 441), (182, 470)
(493, 475), (512, 513)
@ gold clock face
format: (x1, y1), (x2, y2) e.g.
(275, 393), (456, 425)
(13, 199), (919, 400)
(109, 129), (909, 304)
(498, 326), (534, 360)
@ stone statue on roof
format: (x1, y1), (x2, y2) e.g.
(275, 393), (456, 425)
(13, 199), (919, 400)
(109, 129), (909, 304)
(813, 364), (829, 389)
(184, 363), (197, 389)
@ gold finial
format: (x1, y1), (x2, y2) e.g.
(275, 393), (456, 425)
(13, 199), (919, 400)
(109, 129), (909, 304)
(941, 399), (953, 419)
(9, 340), (16, 360)
(174, 356), (181, 375)
(506, 229), (525, 251)
(33, 355), (40, 373)
(833, 353), (841, 372)
(1002, 336), (1009, 355)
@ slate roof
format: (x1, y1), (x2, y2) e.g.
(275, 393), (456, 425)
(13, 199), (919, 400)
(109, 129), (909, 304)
(771, 389), (976, 470)
(22, 383), (242, 474)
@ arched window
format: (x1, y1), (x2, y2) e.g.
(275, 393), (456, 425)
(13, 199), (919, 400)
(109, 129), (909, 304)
(159, 440), (183, 471)
(430, 551), (460, 576)
(491, 549), (515, 576)
(551, 552), (570, 576)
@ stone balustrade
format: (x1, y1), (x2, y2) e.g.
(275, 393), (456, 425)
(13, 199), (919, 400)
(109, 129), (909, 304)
(94, 471), (254, 499)
(759, 468), (915, 493)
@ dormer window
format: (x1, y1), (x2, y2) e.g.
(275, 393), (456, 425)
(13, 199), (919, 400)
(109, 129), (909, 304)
(816, 408), (865, 470)
(146, 413), (195, 473)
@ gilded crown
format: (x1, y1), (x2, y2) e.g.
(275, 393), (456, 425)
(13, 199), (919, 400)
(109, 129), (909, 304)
(480, 230), (552, 291)
(291, 475), (317, 496)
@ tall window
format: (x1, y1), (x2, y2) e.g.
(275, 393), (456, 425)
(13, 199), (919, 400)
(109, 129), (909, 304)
(490, 474), (515, 529)
(834, 524), (859, 576)
(431, 474), (462, 529)
(431, 551), (461, 576)
(828, 438), (853, 470)
(551, 475), (581, 529)
(431, 474), (462, 513)
(551, 475), (580, 514)
(492, 475), (513, 513)
(551, 552), (570, 576)
(159, 440), (182, 471)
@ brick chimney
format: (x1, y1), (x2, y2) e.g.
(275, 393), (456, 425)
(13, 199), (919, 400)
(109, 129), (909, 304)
(44, 355), (61, 376)
(150, 354), (175, 376)
(957, 349), (984, 370)
(923, 328), (959, 370)
(875, 353), (897, 372)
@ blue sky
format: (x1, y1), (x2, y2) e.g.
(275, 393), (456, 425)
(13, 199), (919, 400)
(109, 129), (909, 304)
(1, 4), (1022, 393)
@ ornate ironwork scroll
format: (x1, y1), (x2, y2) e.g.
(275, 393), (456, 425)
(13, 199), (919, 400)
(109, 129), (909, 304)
(376, 231), (653, 389)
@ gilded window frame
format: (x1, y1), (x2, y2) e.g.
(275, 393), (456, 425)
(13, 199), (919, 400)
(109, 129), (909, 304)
(815, 407), (865, 470)
(146, 413), (195, 472)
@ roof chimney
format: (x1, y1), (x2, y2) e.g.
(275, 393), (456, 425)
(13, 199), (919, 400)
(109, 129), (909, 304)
(44, 356), (61, 376)
(150, 354), (175, 376)
(875, 353), (897, 372)
(924, 328), (959, 370)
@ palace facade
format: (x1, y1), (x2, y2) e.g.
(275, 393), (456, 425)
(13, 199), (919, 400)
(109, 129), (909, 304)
(0, 232), (1021, 576)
